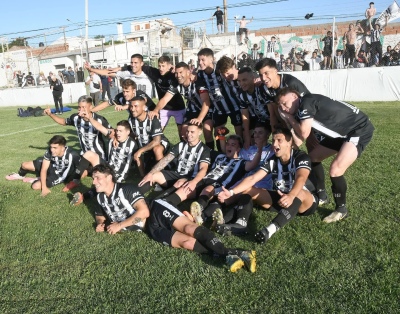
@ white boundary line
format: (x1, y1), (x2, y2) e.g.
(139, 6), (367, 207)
(0, 110), (122, 138)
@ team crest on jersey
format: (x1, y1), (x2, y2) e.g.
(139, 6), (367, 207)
(125, 147), (130, 153)
(158, 78), (162, 84)
(64, 160), (69, 165)
(146, 126), (151, 132)
(115, 197), (121, 205)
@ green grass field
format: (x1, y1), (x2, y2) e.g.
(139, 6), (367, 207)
(0, 102), (399, 313)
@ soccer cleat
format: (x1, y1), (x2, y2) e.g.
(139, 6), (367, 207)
(62, 180), (80, 192)
(255, 228), (269, 244)
(190, 201), (204, 225)
(70, 192), (84, 206)
(323, 207), (348, 223)
(241, 250), (257, 273)
(216, 223), (248, 236)
(211, 208), (224, 230)
(226, 254), (244, 273)
(317, 190), (329, 206)
(5, 173), (24, 181)
(23, 177), (38, 183)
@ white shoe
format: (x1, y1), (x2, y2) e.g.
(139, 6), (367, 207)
(323, 208), (348, 223)
(190, 201), (204, 225)
(5, 173), (24, 181)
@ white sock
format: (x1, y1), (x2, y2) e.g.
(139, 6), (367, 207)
(266, 223), (278, 238)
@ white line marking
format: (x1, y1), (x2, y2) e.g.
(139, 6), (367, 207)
(0, 110), (122, 137)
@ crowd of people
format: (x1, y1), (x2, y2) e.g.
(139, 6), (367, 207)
(6, 46), (375, 273)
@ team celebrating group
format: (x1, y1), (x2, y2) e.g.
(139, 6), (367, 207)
(6, 49), (374, 273)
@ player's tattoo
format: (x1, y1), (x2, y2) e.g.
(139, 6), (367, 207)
(134, 217), (143, 224)
(150, 154), (174, 173)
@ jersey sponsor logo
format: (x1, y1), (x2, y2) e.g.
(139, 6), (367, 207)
(154, 128), (162, 133)
(132, 191), (141, 199)
(299, 109), (308, 116)
(299, 160), (309, 166)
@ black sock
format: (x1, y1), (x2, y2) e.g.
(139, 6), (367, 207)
(331, 175), (347, 208)
(203, 201), (220, 219)
(310, 162), (325, 192)
(18, 167), (28, 177)
(206, 141), (215, 150)
(164, 193), (181, 207)
(216, 140), (222, 152)
(272, 197), (301, 229)
(197, 195), (209, 209)
(235, 194), (253, 225)
(74, 157), (90, 180)
(193, 226), (241, 257)
(193, 241), (209, 254)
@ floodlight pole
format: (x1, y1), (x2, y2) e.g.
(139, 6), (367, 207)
(224, 0), (228, 33)
(234, 16), (238, 66)
(332, 17), (336, 69)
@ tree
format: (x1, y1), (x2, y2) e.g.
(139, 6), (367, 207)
(9, 37), (27, 48)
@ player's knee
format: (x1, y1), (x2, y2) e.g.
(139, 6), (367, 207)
(31, 181), (41, 190)
(329, 162), (346, 177)
(180, 238), (196, 250)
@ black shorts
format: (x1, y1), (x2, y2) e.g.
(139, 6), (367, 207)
(213, 110), (242, 127)
(160, 170), (189, 188)
(33, 158), (73, 188)
(319, 120), (375, 158)
(268, 190), (318, 216)
(323, 48), (332, 57)
(194, 178), (218, 196)
(147, 199), (184, 246)
(183, 111), (213, 124)
(239, 28), (247, 35)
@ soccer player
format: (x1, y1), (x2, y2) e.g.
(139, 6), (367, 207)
(152, 62), (213, 147)
(6, 135), (80, 197)
(237, 67), (270, 149)
(254, 58), (309, 132)
(138, 123), (210, 196)
(91, 164), (149, 235)
(44, 95), (112, 160)
(197, 49), (243, 147)
(148, 199), (256, 273)
(128, 96), (170, 176)
(143, 56), (186, 135)
(218, 128), (317, 241)
(276, 88), (375, 223)
(91, 79), (155, 113)
(65, 116), (136, 194)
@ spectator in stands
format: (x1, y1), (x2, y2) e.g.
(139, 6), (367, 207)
(251, 43), (259, 60)
(86, 70), (102, 106)
(370, 23), (384, 66)
(21, 73), (27, 88)
(38, 72), (48, 85)
(321, 31), (334, 69)
(58, 70), (64, 82)
(334, 50), (345, 69)
(212, 6), (224, 34)
(100, 67), (111, 101)
(354, 49), (369, 68)
(237, 16), (253, 45)
(283, 58), (294, 72)
(77, 67), (84, 82)
(365, 2), (376, 30)
(16, 70), (23, 87)
(26, 72), (35, 86)
(277, 54), (285, 71)
(306, 51), (323, 71)
(66, 66), (76, 83)
(293, 52), (305, 71)
(344, 23), (357, 67)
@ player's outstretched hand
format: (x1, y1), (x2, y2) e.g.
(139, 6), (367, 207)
(218, 186), (231, 203)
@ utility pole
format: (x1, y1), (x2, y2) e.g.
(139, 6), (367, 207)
(223, 0), (228, 33)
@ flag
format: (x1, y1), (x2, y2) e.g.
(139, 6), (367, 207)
(375, 0), (400, 28)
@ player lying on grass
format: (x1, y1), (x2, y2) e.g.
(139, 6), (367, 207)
(276, 88), (375, 222)
(6, 135), (80, 197)
(218, 128), (318, 242)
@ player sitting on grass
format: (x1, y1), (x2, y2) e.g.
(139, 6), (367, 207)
(90, 164), (149, 234)
(68, 117), (136, 204)
(6, 135), (80, 197)
(148, 198), (257, 273)
(218, 128), (318, 243)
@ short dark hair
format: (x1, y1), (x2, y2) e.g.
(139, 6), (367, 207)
(255, 58), (278, 71)
(216, 56), (235, 73)
(197, 48), (214, 58)
(130, 96), (146, 103)
(238, 66), (253, 75)
(175, 62), (190, 70)
(187, 121), (203, 129)
(131, 54), (144, 61)
(116, 120), (131, 131)
(121, 78), (137, 90)
(48, 135), (67, 146)
(92, 164), (116, 183)
(275, 87), (301, 103)
(272, 128), (293, 142)
(78, 95), (93, 105)
(227, 134), (243, 148)
(158, 56), (171, 63)
(254, 121), (272, 135)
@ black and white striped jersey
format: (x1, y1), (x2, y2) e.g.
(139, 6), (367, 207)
(128, 113), (167, 148)
(262, 73), (310, 102)
(109, 90), (156, 111)
(260, 149), (314, 193)
(107, 137), (137, 183)
(65, 113), (111, 159)
(96, 183), (144, 223)
(170, 141), (211, 177)
(43, 146), (80, 185)
(142, 66), (186, 111)
(296, 94), (371, 138)
(197, 70), (241, 114)
(204, 154), (247, 189)
(170, 79), (210, 114)
(239, 86), (270, 122)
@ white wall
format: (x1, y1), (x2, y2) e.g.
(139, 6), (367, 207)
(0, 83), (87, 107)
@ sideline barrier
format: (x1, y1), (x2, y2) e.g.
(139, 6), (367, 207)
(0, 83), (87, 107)
(286, 66), (400, 101)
